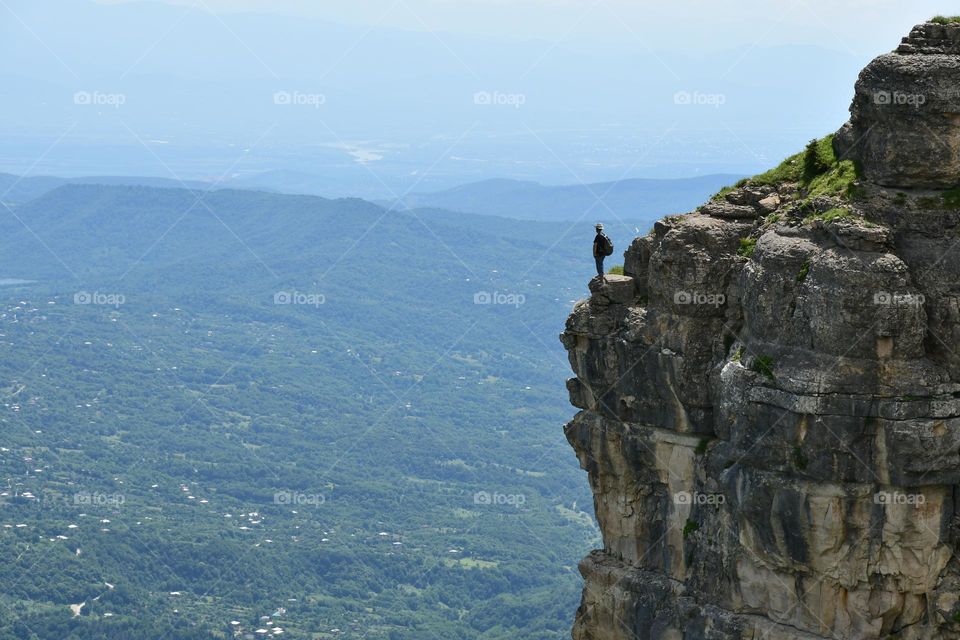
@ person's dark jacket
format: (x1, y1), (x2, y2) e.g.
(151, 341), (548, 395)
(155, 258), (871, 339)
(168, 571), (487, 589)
(593, 232), (610, 258)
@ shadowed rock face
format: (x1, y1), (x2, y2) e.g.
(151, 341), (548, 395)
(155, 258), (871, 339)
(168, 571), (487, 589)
(835, 21), (960, 188)
(563, 21), (960, 640)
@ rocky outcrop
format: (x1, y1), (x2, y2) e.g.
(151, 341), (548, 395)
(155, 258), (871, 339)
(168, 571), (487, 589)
(834, 20), (960, 188)
(562, 21), (960, 640)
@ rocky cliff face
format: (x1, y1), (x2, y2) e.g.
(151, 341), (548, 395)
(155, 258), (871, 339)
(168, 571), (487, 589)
(562, 21), (960, 640)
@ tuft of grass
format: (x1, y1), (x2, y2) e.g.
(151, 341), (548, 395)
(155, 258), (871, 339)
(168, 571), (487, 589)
(695, 438), (709, 456)
(803, 137), (834, 182)
(805, 207), (851, 223)
(931, 15), (960, 24)
(796, 261), (810, 283)
(744, 134), (864, 203)
(751, 149), (806, 186)
(710, 177), (751, 202)
(806, 159), (864, 201)
(751, 355), (776, 380)
(723, 334), (735, 354)
(942, 187), (960, 209)
(792, 446), (809, 471)
(712, 185), (736, 201)
(683, 520), (699, 538)
(823, 207), (850, 221)
(607, 264), (624, 275)
(894, 192), (908, 206)
(738, 238), (757, 258)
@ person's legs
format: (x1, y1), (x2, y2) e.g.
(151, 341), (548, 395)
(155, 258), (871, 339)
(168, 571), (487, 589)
(595, 256), (604, 277)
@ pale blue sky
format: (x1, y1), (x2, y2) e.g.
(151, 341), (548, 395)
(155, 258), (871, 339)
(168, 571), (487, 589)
(4, 0), (955, 192)
(96, 0), (957, 52)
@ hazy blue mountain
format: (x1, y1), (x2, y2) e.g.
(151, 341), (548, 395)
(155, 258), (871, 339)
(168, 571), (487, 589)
(0, 183), (637, 639)
(0, 171), (733, 229)
(386, 175), (742, 221)
(0, 172), (213, 205)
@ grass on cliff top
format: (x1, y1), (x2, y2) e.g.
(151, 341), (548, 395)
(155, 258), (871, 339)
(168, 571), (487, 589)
(715, 134), (864, 203)
(931, 15), (960, 24)
(803, 206), (851, 223)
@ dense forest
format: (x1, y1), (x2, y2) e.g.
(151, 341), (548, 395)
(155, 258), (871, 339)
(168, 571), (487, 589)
(0, 185), (642, 638)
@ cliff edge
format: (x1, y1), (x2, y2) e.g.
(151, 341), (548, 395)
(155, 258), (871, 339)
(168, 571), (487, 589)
(562, 20), (960, 640)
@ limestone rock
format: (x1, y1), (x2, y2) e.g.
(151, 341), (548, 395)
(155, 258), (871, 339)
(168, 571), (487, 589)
(562, 21), (960, 640)
(834, 21), (960, 188)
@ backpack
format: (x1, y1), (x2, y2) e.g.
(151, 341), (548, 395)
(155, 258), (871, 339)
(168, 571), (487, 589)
(600, 234), (614, 256)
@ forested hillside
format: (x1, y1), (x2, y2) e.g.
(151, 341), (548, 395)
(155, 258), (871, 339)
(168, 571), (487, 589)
(0, 185), (637, 639)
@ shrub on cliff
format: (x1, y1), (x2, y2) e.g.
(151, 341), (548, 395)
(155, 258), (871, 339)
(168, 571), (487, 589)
(736, 133), (863, 203)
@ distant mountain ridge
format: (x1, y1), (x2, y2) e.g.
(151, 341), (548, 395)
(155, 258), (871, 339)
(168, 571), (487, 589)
(0, 172), (213, 205)
(386, 175), (743, 222)
(0, 172), (740, 226)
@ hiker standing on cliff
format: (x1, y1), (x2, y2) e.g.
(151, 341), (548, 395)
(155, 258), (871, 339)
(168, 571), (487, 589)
(593, 223), (613, 278)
